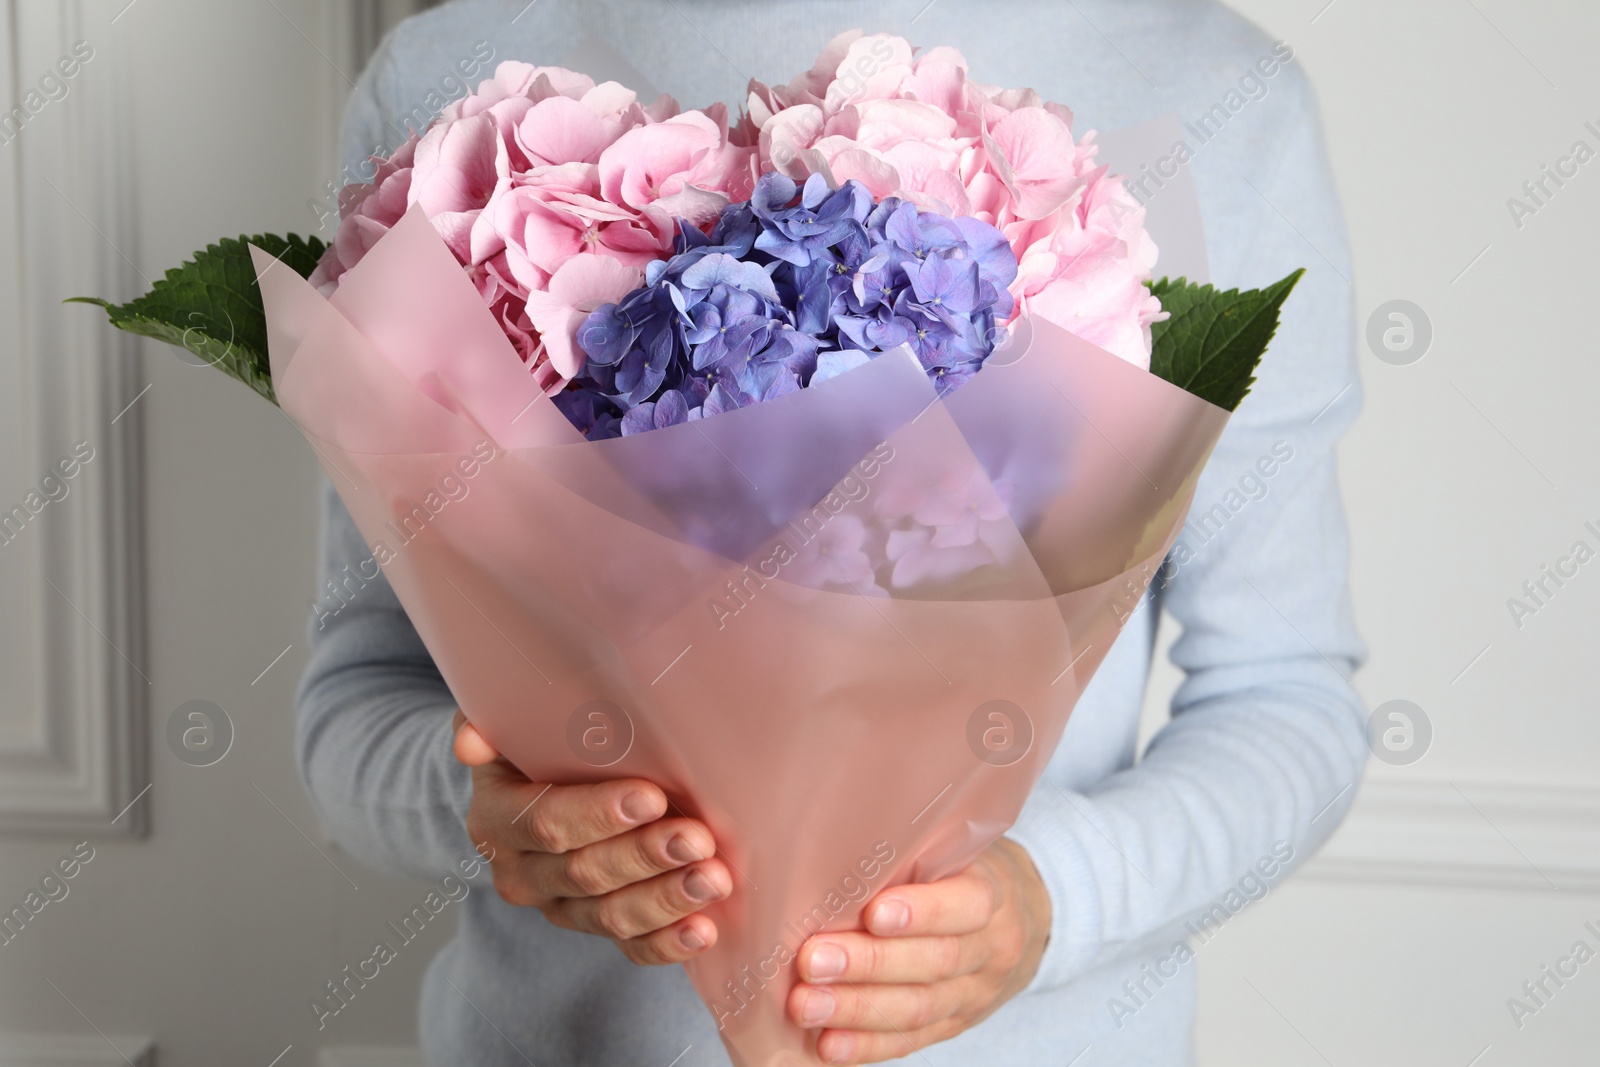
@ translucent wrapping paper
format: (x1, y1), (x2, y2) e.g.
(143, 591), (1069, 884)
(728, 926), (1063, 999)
(257, 185), (1229, 1065)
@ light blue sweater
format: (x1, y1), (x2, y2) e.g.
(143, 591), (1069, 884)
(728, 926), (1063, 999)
(298, 2), (1368, 1063)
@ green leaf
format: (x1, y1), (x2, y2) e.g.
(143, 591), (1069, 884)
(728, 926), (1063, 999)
(67, 233), (327, 407)
(1146, 269), (1305, 412)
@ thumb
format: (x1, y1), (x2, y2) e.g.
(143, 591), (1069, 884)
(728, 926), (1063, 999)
(451, 709), (501, 766)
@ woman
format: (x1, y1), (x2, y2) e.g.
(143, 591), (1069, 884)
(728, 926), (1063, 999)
(297, 1), (1367, 1063)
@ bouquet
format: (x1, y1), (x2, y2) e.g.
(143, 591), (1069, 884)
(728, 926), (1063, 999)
(77, 31), (1300, 1067)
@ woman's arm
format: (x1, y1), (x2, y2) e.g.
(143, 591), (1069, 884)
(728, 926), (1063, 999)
(1006, 59), (1369, 993)
(295, 481), (476, 879)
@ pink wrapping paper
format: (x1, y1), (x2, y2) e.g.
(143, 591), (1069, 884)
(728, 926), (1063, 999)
(255, 204), (1229, 1067)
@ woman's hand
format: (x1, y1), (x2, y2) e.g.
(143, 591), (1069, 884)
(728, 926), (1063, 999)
(786, 838), (1052, 1065)
(453, 710), (731, 965)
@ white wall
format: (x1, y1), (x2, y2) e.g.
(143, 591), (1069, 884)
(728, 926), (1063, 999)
(1138, 1), (1600, 1063)
(1, 0), (1595, 1064)
(0, 2), (445, 1064)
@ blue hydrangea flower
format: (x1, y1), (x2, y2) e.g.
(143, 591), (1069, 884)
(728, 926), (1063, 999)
(560, 171), (1019, 439)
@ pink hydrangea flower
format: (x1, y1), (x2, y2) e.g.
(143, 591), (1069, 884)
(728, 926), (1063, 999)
(746, 31), (1163, 368)
(882, 472), (1018, 589)
(309, 136), (418, 295)
(312, 40), (1164, 392)
(310, 62), (753, 394)
(784, 514), (881, 593)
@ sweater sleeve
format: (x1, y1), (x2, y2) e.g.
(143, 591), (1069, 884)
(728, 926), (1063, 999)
(295, 481), (475, 880)
(293, 35), (475, 881)
(1004, 61), (1371, 992)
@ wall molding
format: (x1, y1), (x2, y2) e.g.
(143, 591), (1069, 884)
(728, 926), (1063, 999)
(1302, 778), (1600, 893)
(0, 0), (149, 836)
(0, 1034), (154, 1066)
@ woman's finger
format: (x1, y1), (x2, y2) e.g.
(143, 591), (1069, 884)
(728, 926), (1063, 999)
(618, 913), (720, 967)
(540, 817), (716, 899)
(790, 977), (974, 1032)
(502, 779), (669, 854)
(862, 866), (998, 938)
(555, 859), (733, 941)
(796, 932), (982, 985)
(451, 712), (502, 766)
